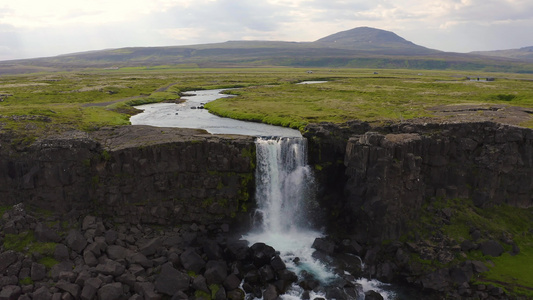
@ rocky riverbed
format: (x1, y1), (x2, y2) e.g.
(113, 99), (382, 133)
(1, 204), (390, 300)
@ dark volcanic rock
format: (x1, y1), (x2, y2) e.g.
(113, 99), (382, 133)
(479, 240), (504, 257)
(154, 262), (190, 295)
(180, 249), (206, 273)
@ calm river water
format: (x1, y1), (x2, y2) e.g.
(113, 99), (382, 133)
(129, 89), (302, 137)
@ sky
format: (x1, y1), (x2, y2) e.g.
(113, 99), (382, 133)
(1, 0), (533, 61)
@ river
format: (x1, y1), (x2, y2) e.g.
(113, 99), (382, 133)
(130, 89), (301, 137)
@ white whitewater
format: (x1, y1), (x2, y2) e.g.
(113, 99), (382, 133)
(243, 137), (335, 298)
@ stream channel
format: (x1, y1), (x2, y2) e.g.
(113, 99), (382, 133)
(130, 86), (397, 299)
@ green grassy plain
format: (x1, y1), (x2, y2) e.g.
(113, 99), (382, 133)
(2, 67), (533, 139)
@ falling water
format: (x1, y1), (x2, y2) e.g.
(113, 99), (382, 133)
(243, 137), (335, 298)
(243, 137), (397, 300)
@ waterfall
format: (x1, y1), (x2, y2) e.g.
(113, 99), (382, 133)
(243, 137), (335, 293)
(253, 137), (315, 233)
(243, 136), (397, 300)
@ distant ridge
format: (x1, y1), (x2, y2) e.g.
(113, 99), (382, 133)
(471, 46), (533, 63)
(1, 27), (533, 74)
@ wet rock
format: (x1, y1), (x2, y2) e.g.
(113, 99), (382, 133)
(479, 240), (504, 257)
(225, 240), (250, 261)
(250, 243), (276, 268)
(262, 284), (278, 300)
(97, 282), (123, 300)
(223, 274), (241, 291)
(154, 262), (190, 296)
(226, 288), (245, 300)
(270, 255), (286, 271)
(312, 237), (335, 254)
(214, 285), (226, 300)
(365, 290), (384, 300)
(259, 265), (275, 282)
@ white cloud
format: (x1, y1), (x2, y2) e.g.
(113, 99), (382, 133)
(1, 0), (533, 60)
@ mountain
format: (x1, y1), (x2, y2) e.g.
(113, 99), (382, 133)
(471, 46), (533, 63)
(1, 27), (533, 74)
(314, 27), (439, 55)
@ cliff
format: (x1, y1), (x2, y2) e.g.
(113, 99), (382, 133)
(0, 126), (256, 227)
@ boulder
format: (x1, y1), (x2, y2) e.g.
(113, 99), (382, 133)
(127, 253), (153, 268)
(65, 230), (88, 253)
(365, 290), (384, 300)
(262, 284), (278, 300)
(312, 238), (335, 254)
(54, 244), (70, 262)
(192, 275), (210, 294)
(202, 240), (223, 261)
(225, 240), (251, 261)
(106, 245), (128, 260)
(0, 251), (18, 274)
(80, 277), (102, 300)
(479, 240), (504, 257)
(32, 286), (53, 300)
(250, 243), (276, 268)
(95, 260), (126, 277)
(30, 262), (46, 281)
(180, 249), (205, 273)
(204, 261), (228, 285)
(55, 280), (81, 298)
(34, 223), (61, 243)
(139, 238), (162, 257)
(0, 285), (22, 300)
(223, 274), (241, 291)
(270, 255), (286, 271)
(97, 282), (123, 300)
(154, 262), (190, 295)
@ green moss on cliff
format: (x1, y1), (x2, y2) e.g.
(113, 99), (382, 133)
(402, 197), (533, 297)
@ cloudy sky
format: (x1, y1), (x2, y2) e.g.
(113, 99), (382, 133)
(1, 0), (533, 61)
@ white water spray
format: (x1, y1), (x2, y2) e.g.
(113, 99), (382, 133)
(243, 137), (336, 297)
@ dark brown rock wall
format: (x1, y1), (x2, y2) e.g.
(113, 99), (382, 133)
(342, 122), (533, 241)
(0, 126), (255, 227)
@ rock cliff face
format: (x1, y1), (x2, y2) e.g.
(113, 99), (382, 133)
(0, 126), (255, 227)
(306, 121), (533, 241)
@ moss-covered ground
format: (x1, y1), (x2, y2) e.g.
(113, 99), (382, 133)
(2, 67), (533, 139)
(402, 198), (533, 298)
